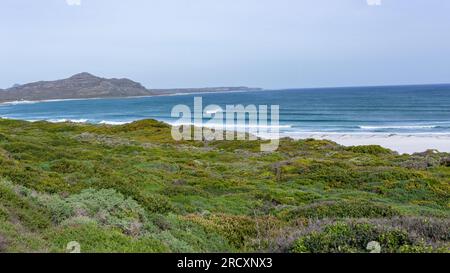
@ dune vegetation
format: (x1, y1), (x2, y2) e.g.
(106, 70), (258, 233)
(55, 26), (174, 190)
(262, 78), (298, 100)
(0, 118), (448, 253)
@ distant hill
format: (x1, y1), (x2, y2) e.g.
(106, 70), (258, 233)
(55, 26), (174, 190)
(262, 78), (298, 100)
(0, 73), (152, 102)
(0, 73), (262, 103)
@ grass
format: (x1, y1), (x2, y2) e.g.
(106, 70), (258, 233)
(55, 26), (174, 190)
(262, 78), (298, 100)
(0, 118), (448, 253)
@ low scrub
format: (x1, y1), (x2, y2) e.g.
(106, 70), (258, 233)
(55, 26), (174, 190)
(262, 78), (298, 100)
(0, 119), (448, 252)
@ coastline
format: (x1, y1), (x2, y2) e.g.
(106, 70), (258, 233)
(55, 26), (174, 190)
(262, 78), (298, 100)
(1, 112), (448, 253)
(1, 115), (449, 154)
(282, 132), (450, 154)
(1, 87), (450, 155)
(166, 122), (450, 154)
(0, 89), (267, 105)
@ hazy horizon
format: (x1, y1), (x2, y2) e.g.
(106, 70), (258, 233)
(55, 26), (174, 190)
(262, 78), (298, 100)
(1, 0), (449, 89)
(3, 71), (450, 91)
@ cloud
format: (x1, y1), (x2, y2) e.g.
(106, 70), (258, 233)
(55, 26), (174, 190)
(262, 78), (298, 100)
(66, 0), (81, 6)
(367, 0), (382, 6)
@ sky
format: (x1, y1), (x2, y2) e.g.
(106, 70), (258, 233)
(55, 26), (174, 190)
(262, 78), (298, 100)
(0, 0), (449, 89)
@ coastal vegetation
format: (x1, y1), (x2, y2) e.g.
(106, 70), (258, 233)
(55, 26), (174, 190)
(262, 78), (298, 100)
(0, 118), (448, 253)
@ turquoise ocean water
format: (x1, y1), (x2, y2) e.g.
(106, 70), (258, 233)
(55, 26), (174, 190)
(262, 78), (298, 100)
(1, 84), (450, 136)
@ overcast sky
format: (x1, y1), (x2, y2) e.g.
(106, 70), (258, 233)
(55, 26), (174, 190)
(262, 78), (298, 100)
(1, 0), (449, 89)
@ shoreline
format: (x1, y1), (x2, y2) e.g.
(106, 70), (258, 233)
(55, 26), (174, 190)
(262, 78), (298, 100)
(1, 116), (449, 154)
(281, 132), (450, 154)
(0, 89), (267, 106)
(2, 82), (449, 105)
(1, 90), (449, 155)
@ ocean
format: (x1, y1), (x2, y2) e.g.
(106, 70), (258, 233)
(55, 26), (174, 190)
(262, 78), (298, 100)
(1, 84), (450, 135)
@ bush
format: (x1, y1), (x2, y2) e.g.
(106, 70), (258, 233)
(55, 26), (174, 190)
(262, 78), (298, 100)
(347, 145), (394, 155)
(290, 218), (449, 253)
(398, 244), (449, 253)
(284, 200), (398, 220)
(46, 223), (168, 253)
(134, 193), (174, 214)
(65, 189), (147, 235)
(34, 194), (73, 224)
(291, 222), (413, 253)
(0, 181), (51, 231)
(0, 206), (8, 221)
(0, 233), (8, 252)
(186, 214), (257, 249)
(33, 188), (148, 235)
(0, 119), (449, 253)
(185, 213), (283, 251)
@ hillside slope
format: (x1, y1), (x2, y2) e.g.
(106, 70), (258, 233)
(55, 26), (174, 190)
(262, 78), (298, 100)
(0, 118), (448, 253)
(0, 73), (263, 103)
(0, 73), (153, 102)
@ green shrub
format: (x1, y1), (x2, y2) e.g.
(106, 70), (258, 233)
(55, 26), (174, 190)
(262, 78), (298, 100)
(0, 181), (51, 231)
(186, 214), (257, 249)
(186, 213), (283, 251)
(34, 194), (73, 224)
(284, 200), (398, 220)
(46, 223), (168, 253)
(0, 206), (9, 221)
(32, 188), (148, 235)
(134, 192), (174, 214)
(347, 145), (394, 155)
(291, 222), (414, 253)
(398, 244), (449, 253)
(65, 189), (147, 235)
(0, 119), (449, 253)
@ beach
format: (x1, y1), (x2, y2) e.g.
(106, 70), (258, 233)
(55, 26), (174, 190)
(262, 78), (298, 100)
(2, 115), (448, 154)
(284, 133), (450, 154)
(1, 86), (450, 155)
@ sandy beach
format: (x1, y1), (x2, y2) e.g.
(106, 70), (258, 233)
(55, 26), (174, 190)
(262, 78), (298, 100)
(284, 133), (450, 154)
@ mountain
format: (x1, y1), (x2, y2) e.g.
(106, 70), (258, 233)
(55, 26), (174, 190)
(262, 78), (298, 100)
(0, 73), (153, 102)
(0, 73), (262, 103)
